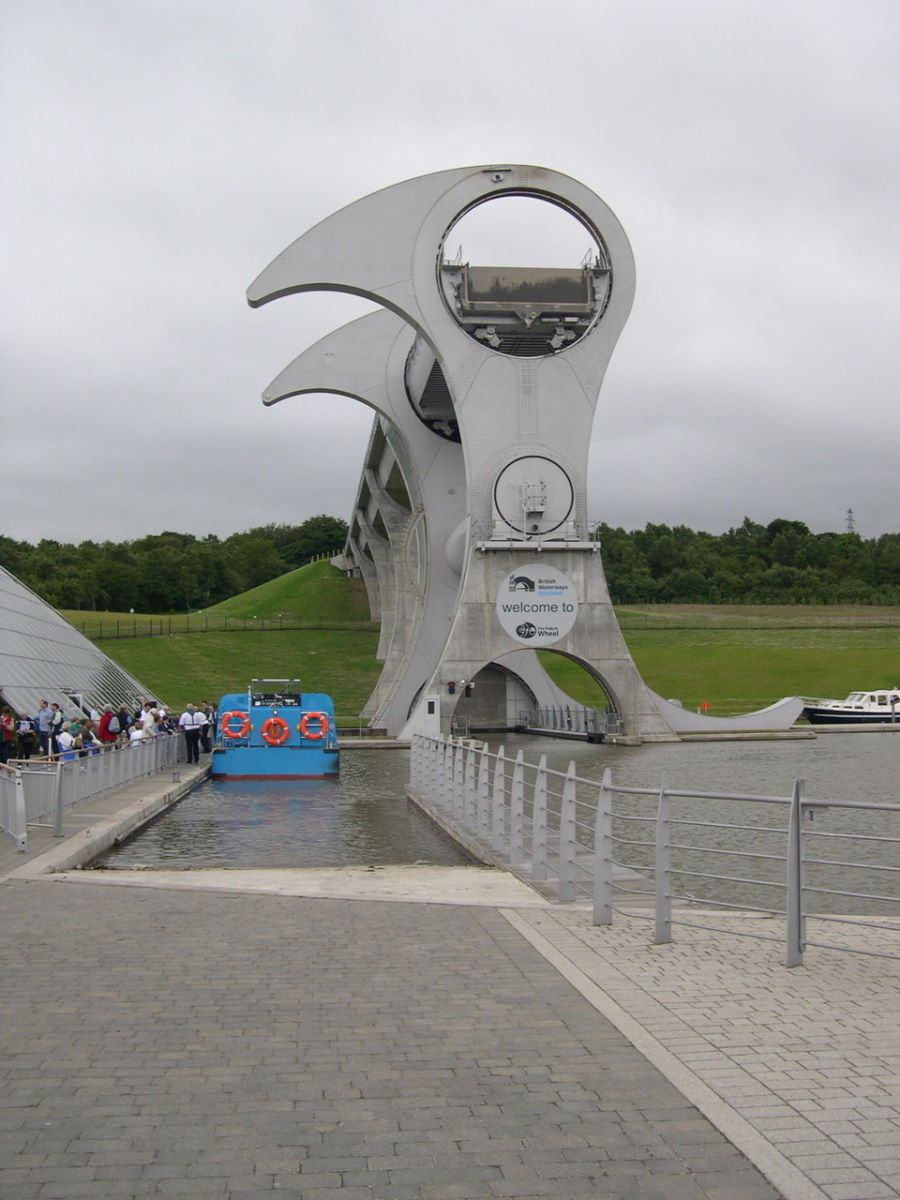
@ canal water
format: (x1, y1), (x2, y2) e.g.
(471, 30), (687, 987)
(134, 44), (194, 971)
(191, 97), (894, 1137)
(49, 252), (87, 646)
(486, 729), (900, 808)
(499, 731), (900, 915)
(96, 748), (471, 869)
(95, 734), (899, 885)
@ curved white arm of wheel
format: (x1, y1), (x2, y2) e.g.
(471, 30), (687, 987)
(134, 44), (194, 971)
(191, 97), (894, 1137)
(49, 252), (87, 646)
(649, 691), (805, 732)
(261, 307), (409, 419)
(247, 166), (480, 328)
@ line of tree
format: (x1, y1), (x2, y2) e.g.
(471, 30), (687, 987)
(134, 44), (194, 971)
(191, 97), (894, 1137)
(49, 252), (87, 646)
(594, 518), (899, 604)
(0, 516), (348, 613)
(0, 516), (897, 612)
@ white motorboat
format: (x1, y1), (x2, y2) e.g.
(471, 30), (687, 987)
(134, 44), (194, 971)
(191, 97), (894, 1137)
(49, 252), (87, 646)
(802, 688), (900, 725)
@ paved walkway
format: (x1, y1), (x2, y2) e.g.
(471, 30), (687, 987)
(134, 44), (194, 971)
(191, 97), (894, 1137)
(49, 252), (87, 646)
(1, 777), (898, 1200)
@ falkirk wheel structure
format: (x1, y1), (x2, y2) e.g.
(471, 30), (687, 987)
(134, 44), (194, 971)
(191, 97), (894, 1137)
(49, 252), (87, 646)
(248, 165), (803, 741)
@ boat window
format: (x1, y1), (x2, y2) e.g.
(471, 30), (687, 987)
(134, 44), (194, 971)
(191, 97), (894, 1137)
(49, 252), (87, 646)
(252, 691), (302, 706)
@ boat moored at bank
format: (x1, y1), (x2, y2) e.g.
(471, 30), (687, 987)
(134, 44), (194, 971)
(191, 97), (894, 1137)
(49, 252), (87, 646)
(802, 688), (900, 725)
(211, 679), (339, 779)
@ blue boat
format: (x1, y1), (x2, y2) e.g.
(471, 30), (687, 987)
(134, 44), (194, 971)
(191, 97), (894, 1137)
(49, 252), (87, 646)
(210, 679), (339, 780)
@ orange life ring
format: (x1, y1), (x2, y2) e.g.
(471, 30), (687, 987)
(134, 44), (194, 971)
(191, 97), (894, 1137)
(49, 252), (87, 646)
(299, 711), (329, 740)
(221, 710), (250, 738)
(261, 716), (290, 746)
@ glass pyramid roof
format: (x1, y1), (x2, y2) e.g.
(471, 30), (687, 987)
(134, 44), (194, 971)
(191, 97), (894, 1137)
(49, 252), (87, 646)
(0, 565), (156, 718)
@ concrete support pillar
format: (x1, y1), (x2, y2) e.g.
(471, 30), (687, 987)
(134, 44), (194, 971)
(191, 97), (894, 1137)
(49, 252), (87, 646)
(402, 547), (675, 742)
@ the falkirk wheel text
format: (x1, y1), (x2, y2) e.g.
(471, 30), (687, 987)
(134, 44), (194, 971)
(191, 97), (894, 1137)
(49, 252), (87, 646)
(248, 165), (804, 741)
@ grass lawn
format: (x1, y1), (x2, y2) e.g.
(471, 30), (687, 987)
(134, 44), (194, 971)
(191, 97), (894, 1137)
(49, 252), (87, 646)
(95, 629), (381, 719)
(206, 561), (373, 623)
(539, 625), (898, 714)
(615, 628), (898, 714)
(97, 622), (899, 722)
(79, 564), (899, 720)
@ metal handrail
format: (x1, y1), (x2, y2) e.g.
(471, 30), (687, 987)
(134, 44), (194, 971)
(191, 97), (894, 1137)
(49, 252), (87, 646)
(1, 733), (186, 850)
(408, 734), (900, 966)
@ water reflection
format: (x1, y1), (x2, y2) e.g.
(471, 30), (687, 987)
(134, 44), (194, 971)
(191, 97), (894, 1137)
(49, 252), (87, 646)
(98, 749), (474, 869)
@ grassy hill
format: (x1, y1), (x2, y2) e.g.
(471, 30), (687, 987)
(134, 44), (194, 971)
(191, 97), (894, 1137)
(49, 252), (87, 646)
(205, 560), (373, 623)
(87, 561), (380, 717)
(83, 561), (900, 719)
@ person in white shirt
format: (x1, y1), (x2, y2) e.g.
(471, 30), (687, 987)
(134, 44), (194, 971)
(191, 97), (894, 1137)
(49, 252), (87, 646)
(56, 722), (77, 759)
(179, 704), (204, 763)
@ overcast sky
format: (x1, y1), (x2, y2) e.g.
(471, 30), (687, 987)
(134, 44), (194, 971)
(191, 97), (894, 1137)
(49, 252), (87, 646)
(2, 0), (898, 547)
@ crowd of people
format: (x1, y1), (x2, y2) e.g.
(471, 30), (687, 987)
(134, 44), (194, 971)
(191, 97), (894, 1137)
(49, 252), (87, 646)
(0, 699), (219, 763)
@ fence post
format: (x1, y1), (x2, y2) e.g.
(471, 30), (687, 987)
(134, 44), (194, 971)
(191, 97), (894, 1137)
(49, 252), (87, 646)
(786, 778), (805, 967)
(52, 760), (65, 837)
(491, 746), (506, 854)
(432, 734), (441, 801)
(558, 761), (577, 902)
(409, 735), (421, 792)
(592, 767), (613, 925)
(440, 738), (453, 810)
(510, 750), (525, 866)
(432, 735), (443, 802)
(459, 740), (469, 821)
(415, 735), (427, 795)
(464, 741), (477, 826)
(654, 773), (672, 944)
(420, 735), (433, 797)
(12, 769), (27, 851)
(433, 737), (443, 807)
(452, 740), (465, 819)
(477, 744), (491, 841)
(532, 754), (548, 882)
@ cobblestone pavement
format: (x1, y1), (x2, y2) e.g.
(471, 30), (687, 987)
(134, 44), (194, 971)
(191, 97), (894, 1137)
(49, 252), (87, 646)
(506, 907), (900, 1200)
(1, 878), (783, 1200)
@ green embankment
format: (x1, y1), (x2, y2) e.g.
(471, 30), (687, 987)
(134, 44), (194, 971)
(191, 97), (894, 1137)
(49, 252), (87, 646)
(206, 560), (372, 623)
(96, 630), (382, 719)
(85, 561), (899, 719)
(89, 562), (380, 717)
(541, 629), (897, 714)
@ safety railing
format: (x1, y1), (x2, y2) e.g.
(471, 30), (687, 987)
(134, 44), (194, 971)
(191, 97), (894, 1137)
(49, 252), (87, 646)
(0, 764), (27, 851)
(519, 705), (623, 739)
(334, 717), (394, 738)
(76, 613), (380, 640)
(0, 733), (186, 851)
(409, 735), (900, 965)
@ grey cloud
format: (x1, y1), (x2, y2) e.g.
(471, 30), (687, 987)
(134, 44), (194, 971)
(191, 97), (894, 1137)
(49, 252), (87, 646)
(1, 0), (897, 546)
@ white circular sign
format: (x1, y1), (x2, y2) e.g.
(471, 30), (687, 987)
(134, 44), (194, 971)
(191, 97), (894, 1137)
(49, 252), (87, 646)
(495, 564), (578, 646)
